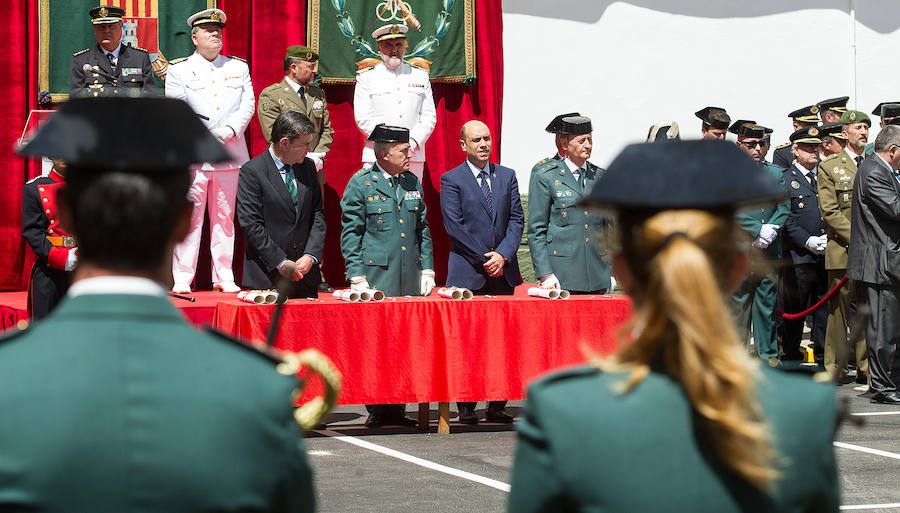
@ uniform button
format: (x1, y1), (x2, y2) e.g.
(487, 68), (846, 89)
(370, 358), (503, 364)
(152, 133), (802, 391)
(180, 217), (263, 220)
(377, 208), (382, 213)
(553, 250), (558, 255)
(401, 246), (407, 251)
(583, 211), (588, 216)
(585, 224), (589, 229)
(761, 219), (766, 223)
(49, 229), (54, 234)
(399, 114), (403, 118)
(398, 100), (402, 104)
(39, 187), (44, 192)
(401, 232), (406, 238)
(214, 93), (217, 97)
(369, 259), (373, 264)
(46, 209), (51, 214)
(585, 237), (590, 242)
(43, 198), (47, 202)
(398, 219), (404, 224)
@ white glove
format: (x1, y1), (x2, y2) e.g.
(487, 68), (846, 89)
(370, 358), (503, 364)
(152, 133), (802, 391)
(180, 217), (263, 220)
(539, 273), (561, 289)
(752, 235), (771, 249)
(420, 269), (436, 296)
(210, 126), (233, 142)
(759, 224), (779, 245)
(609, 275), (617, 291)
(409, 139), (419, 155)
(805, 235), (827, 255)
(307, 152), (325, 171)
(349, 276), (370, 291)
(65, 248), (78, 272)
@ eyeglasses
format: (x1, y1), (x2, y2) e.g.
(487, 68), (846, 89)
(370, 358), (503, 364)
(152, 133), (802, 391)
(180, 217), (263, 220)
(738, 140), (763, 149)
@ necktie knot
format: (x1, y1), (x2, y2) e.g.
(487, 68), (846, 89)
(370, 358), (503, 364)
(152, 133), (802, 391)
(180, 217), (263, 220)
(106, 53), (115, 68)
(855, 155), (863, 166)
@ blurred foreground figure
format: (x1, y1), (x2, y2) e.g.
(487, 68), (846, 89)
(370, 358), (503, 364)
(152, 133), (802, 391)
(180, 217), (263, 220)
(508, 140), (839, 513)
(3, 97), (315, 512)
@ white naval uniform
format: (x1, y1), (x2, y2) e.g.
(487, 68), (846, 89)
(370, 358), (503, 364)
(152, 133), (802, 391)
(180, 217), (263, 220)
(353, 61), (436, 180)
(165, 51), (255, 287)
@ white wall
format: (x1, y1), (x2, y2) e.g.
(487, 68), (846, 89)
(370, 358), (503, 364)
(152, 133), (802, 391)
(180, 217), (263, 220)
(500, 0), (900, 192)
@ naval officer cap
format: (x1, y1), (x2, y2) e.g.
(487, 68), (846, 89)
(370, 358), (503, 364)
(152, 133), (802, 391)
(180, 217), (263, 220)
(695, 107), (731, 130)
(187, 8), (226, 28)
(372, 24), (408, 41)
(580, 140), (785, 211)
(367, 124), (410, 143)
(557, 116), (592, 135)
(286, 45), (318, 62)
(872, 102), (900, 117)
(818, 96), (849, 113)
(545, 112), (580, 134)
(790, 126), (823, 145)
(818, 122), (847, 140)
(89, 5), (125, 25)
(787, 105), (820, 123)
(840, 110), (871, 126)
(17, 97), (231, 170)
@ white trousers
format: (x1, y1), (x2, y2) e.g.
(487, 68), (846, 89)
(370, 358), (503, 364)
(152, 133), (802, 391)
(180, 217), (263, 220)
(172, 168), (238, 286)
(363, 160), (424, 182)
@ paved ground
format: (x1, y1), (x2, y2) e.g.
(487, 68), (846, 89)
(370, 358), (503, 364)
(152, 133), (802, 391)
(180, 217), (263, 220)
(306, 383), (900, 513)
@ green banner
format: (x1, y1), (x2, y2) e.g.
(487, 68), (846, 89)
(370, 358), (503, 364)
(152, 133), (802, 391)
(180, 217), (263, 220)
(308, 0), (476, 84)
(40, 0), (213, 101)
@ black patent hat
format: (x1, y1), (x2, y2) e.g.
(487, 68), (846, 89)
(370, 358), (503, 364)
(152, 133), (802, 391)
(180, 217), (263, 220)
(367, 124), (410, 143)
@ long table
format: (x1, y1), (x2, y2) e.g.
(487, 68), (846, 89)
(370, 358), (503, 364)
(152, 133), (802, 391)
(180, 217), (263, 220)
(213, 287), (632, 431)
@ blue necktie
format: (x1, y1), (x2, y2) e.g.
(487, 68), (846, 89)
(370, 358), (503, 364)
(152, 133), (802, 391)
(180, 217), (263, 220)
(479, 170), (493, 215)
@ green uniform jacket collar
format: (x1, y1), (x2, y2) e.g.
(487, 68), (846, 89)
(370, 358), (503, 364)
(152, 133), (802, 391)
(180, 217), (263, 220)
(50, 293), (184, 322)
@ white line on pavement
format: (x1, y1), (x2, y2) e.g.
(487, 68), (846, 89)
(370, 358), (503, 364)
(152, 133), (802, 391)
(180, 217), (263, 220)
(841, 504), (900, 510)
(852, 411), (900, 416)
(834, 441), (900, 461)
(315, 429), (512, 492)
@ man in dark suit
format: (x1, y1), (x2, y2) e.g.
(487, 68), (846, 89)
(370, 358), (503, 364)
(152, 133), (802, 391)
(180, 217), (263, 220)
(440, 120), (524, 424)
(237, 111), (325, 298)
(781, 126), (828, 365)
(848, 124), (900, 405)
(7, 97), (315, 511)
(69, 5), (155, 98)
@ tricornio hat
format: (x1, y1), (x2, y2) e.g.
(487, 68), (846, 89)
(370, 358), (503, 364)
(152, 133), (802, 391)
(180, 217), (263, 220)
(367, 124), (410, 143)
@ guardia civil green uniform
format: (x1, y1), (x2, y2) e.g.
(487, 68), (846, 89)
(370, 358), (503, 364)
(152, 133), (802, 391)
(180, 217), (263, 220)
(529, 112), (576, 176)
(4, 95), (316, 512)
(509, 140), (839, 513)
(818, 115), (868, 379)
(730, 122), (790, 360)
(340, 126), (433, 297)
(527, 116), (610, 292)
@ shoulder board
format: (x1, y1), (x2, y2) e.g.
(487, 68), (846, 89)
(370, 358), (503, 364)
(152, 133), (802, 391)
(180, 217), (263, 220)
(776, 142), (792, 149)
(168, 57), (188, 65)
(72, 48), (90, 57)
(227, 55), (247, 63)
(0, 319), (31, 345)
(260, 82), (280, 93)
(531, 365), (601, 388)
(352, 167), (370, 178)
(204, 327), (283, 365)
(307, 85), (325, 97)
(25, 175), (47, 184)
(409, 62), (429, 73)
(820, 153), (840, 163)
(586, 161), (603, 172)
(356, 66), (376, 74)
(130, 46), (148, 53)
(534, 160), (559, 174)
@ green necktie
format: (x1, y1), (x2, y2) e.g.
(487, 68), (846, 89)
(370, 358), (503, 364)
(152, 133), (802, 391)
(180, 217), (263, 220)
(390, 176), (400, 202)
(283, 166), (298, 207)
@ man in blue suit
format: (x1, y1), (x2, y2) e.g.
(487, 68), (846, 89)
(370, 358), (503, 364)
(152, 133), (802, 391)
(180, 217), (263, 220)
(440, 119), (524, 424)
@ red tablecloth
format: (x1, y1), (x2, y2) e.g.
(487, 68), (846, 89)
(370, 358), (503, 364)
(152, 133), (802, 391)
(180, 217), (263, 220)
(213, 287), (632, 404)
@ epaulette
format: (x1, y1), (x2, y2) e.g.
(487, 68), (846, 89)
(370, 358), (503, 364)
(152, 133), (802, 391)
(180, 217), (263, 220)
(227, 55), (247, 63)
(131, 46), (148, 53)
(168, 57), (188, 65)
(307, 85), (325, 97)
(0, 319), (31, 345)
(352, 167), (370, 178)
(530, 365), (600, 388)
(820, 152), (840, 164)
(776, 142), (792, 149)
(204, 327), (283, 365)
(72, 48), (90, 57)
(409, 62), (429, 72)
(534, 159), (559, 174)
(356, 66), (375, 74)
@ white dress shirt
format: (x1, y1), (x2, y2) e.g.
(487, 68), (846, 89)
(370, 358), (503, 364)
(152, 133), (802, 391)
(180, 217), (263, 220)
(68, 276), (166, 297)
(466, 159), (491, 188)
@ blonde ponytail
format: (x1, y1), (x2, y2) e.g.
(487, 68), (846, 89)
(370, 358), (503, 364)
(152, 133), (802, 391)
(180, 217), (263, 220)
(595, 209), (778, 491)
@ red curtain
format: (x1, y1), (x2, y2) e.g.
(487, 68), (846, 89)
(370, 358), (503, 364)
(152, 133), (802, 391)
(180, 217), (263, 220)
(0, 0), (503, 289)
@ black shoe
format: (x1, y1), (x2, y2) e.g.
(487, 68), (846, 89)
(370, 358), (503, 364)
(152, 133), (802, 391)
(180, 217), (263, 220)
(485, 408), (515, 424)
(856, 373), (868, 385)
(317, 282), (335, 293)
(385, 414), (418, 427)
(365, 413), (385, 428)
(869, 392), (900, 405)
(458, 409), (479, 425)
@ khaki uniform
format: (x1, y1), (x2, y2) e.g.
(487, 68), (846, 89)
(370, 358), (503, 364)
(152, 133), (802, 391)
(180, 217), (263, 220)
(818, 149), (867, 377)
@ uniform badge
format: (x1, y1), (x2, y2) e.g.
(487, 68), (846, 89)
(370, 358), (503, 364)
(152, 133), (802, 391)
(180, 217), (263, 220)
(565, 191), (572, 197)
(365, 181), (371, 186)
(555, 180), (561, 186)
(844, 193), (850, 201)
(278, 99), (285, 105)
(377, 218), (383, 224)
(261, 102), (269, 113)
(121, 67), (141, 77)
(798, 202), (804, 208)
(561, 212), (567, 218)
(404, 191), (422, 201)
(367, 195), (374, 202)
(312, 100), (324, 109)
(556, 191), (562, 197)
(791, 180), (800, 189)
(380, 195), (386, 202)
